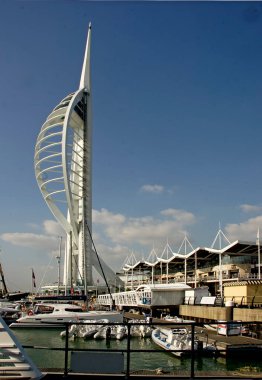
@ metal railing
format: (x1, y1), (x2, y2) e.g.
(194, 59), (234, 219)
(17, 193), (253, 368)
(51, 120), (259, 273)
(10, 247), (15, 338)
(224, 295), (262, 308)
(20, 320), (262, 378)
(123, 272), (262, 288)
(183, 295), (262, 308)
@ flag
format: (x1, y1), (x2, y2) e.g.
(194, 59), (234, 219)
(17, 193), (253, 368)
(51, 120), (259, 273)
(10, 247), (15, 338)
(32, 269), (36, 288)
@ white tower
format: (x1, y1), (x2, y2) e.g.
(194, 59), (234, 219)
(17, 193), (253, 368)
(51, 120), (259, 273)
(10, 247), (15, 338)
(34, 24), (92, 288)
(34, 25), (122, 290)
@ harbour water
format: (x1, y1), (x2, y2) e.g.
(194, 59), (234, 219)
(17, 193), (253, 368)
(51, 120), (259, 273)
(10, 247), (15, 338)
(12, 328), (262, 377)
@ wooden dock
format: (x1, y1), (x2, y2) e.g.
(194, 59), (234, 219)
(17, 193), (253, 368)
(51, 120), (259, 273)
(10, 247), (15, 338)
(195, 326), (262, 357)
(124, 312), (262, 357)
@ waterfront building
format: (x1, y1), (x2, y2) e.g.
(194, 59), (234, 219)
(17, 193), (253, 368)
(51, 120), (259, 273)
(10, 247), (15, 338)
(223, 280), (262, 307)
(34, 25), (122, 291)
(121, 229), (262, 299)
(98, 235), (262, 324)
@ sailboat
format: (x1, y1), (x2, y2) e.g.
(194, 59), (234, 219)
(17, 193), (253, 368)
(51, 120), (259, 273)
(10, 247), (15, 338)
(0, 263), (29, 302)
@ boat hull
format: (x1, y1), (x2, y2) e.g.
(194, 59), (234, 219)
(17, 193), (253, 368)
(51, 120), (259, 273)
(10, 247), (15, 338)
(151, 328), (218, 358)
(10, 311), (123, 328)
(151, 328), (191, 358)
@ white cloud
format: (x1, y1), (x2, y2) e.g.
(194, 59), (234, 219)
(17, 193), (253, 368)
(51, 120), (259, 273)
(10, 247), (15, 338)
(93, 208), (126, 225)
(93, 207), (196, 249)
(25, 223), (41, 230)
(0, 208), (197, 280)
(113, 219), (178, 245)
(140, 184), (164, 194)
(43, 220), (65, 236)
(93, 242), (130, 271)
(0, 219), (65, 251)
(225, 215), (262, 242)
(0, 220), (66, 291)
(0, 232), (58, 250)
(240, 204), (262, 213)
(161, 208), (196, 224)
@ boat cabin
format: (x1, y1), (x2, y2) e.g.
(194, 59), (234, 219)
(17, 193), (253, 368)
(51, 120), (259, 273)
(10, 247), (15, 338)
(32, 303), (83, 315)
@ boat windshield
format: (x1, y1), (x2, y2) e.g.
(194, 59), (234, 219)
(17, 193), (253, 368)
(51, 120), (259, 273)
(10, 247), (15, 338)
(64, 307), (83, 312)
(34, 305), (54, 314)
(33, 304), (83, 314)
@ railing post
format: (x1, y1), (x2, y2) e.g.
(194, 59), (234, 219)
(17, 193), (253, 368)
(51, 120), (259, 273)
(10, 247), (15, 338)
(64, 323), (69, 377)
(190, 324), (195, 379)
(125, 323), (131, 379)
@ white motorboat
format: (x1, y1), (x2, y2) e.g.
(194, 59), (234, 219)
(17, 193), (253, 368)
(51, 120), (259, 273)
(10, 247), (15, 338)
(77, 320), (103, 339)
(93, 324), (126, 340)
(9, 303), (123, 328)
(152, 327), (193, 358)
(128, 319), (152, 338)
(60, 319), (109, 339)
(0, 316), (43, 379)
(115, 325), (127, 340)
(163, 315), (195, 324)
(93, 326), (108, 339)
(151, 327), (217, 358)
(60, 319), (152, 341)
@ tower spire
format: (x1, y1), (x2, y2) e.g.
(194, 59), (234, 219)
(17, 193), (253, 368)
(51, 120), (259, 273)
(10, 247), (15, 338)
(79, 22), (92, 91)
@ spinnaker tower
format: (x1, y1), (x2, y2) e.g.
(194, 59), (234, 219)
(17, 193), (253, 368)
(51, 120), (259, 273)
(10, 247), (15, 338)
(34, 24), (122, 291)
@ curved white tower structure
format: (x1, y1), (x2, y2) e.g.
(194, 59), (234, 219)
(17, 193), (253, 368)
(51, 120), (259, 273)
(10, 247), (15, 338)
(34, 25), (122, 290)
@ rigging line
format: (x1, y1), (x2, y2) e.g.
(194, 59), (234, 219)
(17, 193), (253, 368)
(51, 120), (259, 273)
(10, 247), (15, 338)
(36, 252), (56, 295)
(85, 221), (114, 307)
(73, 254), (84, 283)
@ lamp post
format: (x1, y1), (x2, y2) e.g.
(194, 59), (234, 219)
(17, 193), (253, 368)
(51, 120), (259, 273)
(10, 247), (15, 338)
(258, 243), (261, 280)
(56, 236), (62, 295)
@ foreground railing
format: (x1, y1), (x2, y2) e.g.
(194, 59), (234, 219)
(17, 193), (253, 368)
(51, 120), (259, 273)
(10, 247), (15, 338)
(18, 320), (262, 378)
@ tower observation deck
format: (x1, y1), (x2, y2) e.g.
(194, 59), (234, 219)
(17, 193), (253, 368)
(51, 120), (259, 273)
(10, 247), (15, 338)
(34, 24), (122, 290)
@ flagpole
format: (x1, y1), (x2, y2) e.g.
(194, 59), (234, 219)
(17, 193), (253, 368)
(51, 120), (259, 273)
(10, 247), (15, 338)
(257, 228), (261, 280)
(31, 268), (33, 295)
(31, 268), (36, 295)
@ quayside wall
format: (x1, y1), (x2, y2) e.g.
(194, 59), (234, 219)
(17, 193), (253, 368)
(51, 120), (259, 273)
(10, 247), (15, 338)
(179, 305), (232, 321)
(179, 305), (262, 322)
(233, 308), (262, 322)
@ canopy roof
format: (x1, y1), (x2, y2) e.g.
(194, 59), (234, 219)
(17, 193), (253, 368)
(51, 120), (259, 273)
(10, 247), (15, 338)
(123, 240), (259, 272)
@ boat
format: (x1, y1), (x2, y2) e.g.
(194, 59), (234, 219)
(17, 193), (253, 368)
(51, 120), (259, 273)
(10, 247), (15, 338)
(60, 318), (152, 341)
(9, 302), (123, 328)
(0, 261), (30, 303)
(151, 327), (217, 358)
(152, 327), (191, 358)
(115, 325), (127, 340)
(204, 322), (250, 336)
(60, 319), (109, 339)
(0, 315), (43, 379)
(204, 323), (218, 332)
(138, 323), (152, 338)
(93, 324), (127, 340)
(77, 320), (104, 339)
(77, 324), (98, 339)
(0, 302), (23, 325)
(163, 315), (195, 324)
(128, 319), (152, 338)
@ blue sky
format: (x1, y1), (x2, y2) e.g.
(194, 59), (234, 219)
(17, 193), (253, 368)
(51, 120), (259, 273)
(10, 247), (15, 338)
(1, 1), (262, 291)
